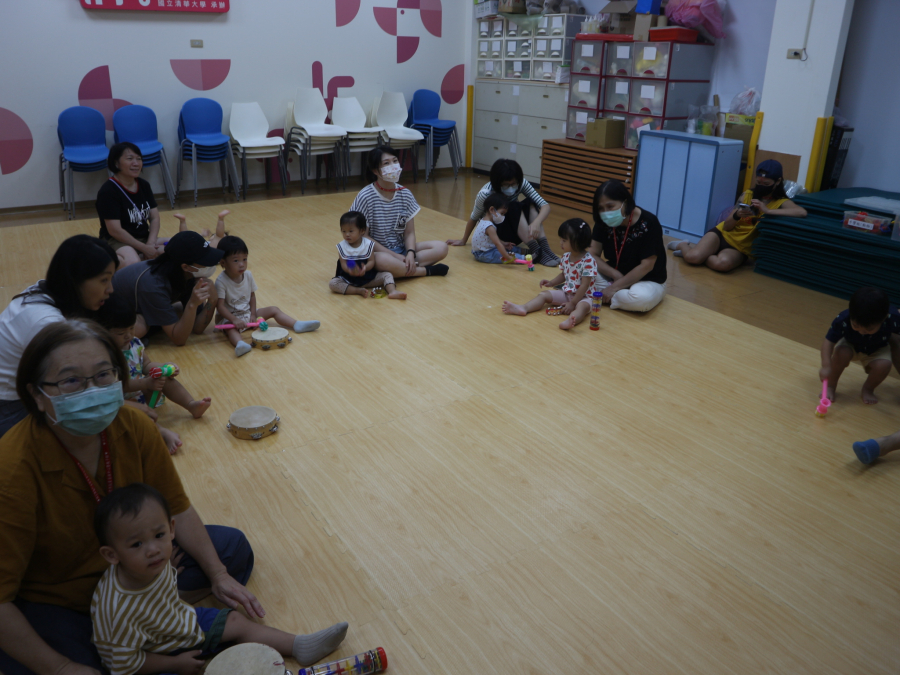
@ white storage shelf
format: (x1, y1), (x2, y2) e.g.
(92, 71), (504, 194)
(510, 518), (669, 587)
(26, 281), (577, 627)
(473, 80), (568, 184)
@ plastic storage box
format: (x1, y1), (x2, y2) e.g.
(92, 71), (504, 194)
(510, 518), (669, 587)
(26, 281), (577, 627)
(505, 39), (532, 59)
(605, 78), (631, 112)
(843, 211), (894, 236)
(569, 75), (601, 109)
(504, 59), (531, 79)
(606, 42), (634, 76)
(572, 40), (603, 74)
(533, 59), (562, 81)
(566, 107), (597, 140)
(477, 60), (502, 79)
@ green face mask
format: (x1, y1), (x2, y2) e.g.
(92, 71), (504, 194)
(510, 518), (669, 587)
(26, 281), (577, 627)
(600, 209), (624, 227)
(41, 382), (124, 436)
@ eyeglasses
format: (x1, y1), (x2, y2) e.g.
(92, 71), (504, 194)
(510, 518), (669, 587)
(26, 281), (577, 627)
(40, 368), (120, 395)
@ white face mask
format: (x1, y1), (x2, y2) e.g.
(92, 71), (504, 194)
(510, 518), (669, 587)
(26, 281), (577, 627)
(381, 162), (402, 183)
(491, 212), (506, 224)
(501, 185), (518, 197)
(190, 265), (216, 279)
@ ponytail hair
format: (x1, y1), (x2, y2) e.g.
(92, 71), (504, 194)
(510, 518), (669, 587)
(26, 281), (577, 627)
(558, 218), (592, 252)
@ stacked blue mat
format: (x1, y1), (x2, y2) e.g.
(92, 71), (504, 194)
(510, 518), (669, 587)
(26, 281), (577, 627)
(753, 188), (900, 304)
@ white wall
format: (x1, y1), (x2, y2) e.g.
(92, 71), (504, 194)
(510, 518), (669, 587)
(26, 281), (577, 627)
(758, 0), (855, 181)
(836, 0), (900, 191)
(0, 1), (469, 211)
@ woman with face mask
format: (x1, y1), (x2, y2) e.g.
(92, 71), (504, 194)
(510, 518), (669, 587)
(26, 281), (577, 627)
(349, 146), (449, 280)
(667, 160), (807, 272)
(448, 158), (560, 267)
(588, 179), (668, 312)
(0, 236), (118, 438)
(0, 320), (260, 675)
(111, 231), (223, 346)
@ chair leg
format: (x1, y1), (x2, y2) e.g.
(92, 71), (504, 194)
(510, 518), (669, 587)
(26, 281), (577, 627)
(58, 155), (65, 206)
(264, 154), (271, 192)
(227, 150), (241, 201)
(278, 151), (287, 196)
(413, 145), (419, 183)
(242, 151), (249, 201)
(158, 151), (175, 209)
(66, 164), (74, 220)
(192, 144), (198, 207)
(219, 160), (227, 193)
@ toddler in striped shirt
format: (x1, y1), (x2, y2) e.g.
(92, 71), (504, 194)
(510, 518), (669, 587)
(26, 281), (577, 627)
(91, 484), (348, 675)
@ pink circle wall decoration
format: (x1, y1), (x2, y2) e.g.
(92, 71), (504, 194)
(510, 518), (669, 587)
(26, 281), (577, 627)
(0, 108), (34, 175)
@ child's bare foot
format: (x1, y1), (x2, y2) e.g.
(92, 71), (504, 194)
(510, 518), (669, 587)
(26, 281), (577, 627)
(861, 388), (879, 405)
(218, 209), (230, 220)
(388, 291), (407, 300)
(173, 213), (187, 230)
(160, 427), (183, 455)
(559, 316), (576, 330)
(187, 397), (212, 418)
(825, 386), (836, 401)
(502, 301), (527, 316)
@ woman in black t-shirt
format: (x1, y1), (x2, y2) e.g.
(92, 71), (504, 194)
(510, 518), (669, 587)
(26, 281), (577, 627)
(96, 142), (162, 268)
(589, 180), (667, 313)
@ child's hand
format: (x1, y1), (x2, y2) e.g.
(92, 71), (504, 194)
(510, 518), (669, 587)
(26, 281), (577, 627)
(171, 365), (180, 377)
(503, 241), (516, 251)
(539, 279), (552, 288)
(445, 238), (466, 246)
(819, 366), (832, 382)
(563, 301), (575, 315)
(171, 649), (205, 675)
(233, 318), (247, 331)
(150, 377), (166, 392)
(750, 199), (770, 214)
(189, 279), (210, 307)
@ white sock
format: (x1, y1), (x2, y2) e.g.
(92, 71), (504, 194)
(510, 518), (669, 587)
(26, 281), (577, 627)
(666, 240), (685, 251)
(235, 341), (252, 357)
(292, 622), (348, 666)
(672, 249), (683, 257)
(294, 320), (320, 333)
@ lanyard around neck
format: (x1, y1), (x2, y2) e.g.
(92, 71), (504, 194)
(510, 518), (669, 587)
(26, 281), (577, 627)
(611, 217), (634, 270)
(55, 431), (112, 504)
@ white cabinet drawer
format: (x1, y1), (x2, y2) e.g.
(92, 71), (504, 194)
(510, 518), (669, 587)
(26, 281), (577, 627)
(474, 110), (518, 144)
(473, 136), (516, 169)
(517, 145), (544, 182)
(517, 115), (567, 148)
(474, 81), (520, 114)
(518, 84), (567, 120)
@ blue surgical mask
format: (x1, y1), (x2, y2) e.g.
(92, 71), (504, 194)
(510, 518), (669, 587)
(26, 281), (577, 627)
(600, 209), (625, 228)
(41, 382), (124, 436)
(502, 185), (518, 197)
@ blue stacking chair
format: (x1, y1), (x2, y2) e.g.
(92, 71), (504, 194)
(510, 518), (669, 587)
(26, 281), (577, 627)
(57, 107), (109, 219)
(407, 89), (461, 183)
(177, 98), (240, 206)
(113, 105), (175, 209)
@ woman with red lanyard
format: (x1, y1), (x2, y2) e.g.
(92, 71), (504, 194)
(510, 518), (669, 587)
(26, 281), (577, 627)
(589, 179), (668, 312)
(96, 143), (164, 269)
(0, 321), (260, 675)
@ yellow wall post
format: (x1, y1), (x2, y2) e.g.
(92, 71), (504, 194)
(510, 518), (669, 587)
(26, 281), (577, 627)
(813, 116), (834, 192)
(805, 117), (826, 192)
(465, 84), (474, 168)
(743, 111), (765, 192)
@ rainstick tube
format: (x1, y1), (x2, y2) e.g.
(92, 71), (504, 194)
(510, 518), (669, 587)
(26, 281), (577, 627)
(815, 380), (831, 418)
(590, 291), (603, 331)
(148, 364), (176, 408)
(296, 647), (387, 675)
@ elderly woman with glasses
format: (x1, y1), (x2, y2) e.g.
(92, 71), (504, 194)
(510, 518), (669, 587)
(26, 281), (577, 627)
(0, 321), (261, 675)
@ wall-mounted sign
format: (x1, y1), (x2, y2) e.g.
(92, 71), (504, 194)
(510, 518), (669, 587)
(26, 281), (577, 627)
(81, 0), (229, 13)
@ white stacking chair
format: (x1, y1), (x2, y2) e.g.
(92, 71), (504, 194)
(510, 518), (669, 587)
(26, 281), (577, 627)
(285, 88), (347, 192)
(229, 102), (287, 199)
(374, 91), (424, 183)
(330, 97), (383, 182)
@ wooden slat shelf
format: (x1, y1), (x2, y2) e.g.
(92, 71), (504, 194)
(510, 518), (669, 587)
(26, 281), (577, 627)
(540, 138), (638, 212)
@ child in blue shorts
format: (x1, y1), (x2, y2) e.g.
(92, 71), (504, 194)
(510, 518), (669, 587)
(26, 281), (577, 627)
(91, 484), (348, 675)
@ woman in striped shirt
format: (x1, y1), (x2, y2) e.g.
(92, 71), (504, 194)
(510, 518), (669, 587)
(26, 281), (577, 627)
(447, 159), (560, 267)
(349, 147), (449, 280)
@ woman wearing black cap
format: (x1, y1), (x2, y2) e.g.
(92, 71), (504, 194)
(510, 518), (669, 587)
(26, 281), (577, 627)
(667, 159), (807, 272)
(111, 231), (223, 345)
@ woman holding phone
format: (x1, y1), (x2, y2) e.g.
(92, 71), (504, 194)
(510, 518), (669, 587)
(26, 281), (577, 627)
(667, 160), (807, 272)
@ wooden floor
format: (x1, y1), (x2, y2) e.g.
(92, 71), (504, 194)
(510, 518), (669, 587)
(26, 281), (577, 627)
(1, 183), (899, 673)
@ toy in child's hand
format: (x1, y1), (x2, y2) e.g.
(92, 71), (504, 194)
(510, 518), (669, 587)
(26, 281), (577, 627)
(148, 364), (176, 409)
(215, 318), (269, 331)
(815, 380), (831, 418)
(297, 647), (388, 675)
(503, 254), (534, 271)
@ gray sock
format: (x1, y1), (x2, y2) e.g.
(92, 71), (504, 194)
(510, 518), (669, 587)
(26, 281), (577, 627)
(292, 622), (348, 666)
(235, 341), (252, 357)
(294, 320), (321, 333)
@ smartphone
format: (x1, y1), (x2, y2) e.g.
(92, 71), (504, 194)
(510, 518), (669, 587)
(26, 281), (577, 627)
(738, 203), (753, 209)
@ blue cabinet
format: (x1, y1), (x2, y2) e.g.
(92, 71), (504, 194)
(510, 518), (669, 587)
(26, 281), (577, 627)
(634, 130), (742, 241)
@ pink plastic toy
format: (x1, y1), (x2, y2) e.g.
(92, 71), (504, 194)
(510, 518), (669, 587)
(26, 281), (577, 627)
(215, 319), (268, 331)
(815, 380), (831, 418)
(503, 254), (534, 271)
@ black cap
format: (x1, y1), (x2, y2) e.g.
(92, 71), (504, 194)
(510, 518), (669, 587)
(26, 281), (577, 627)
(165, 231), (224, 267)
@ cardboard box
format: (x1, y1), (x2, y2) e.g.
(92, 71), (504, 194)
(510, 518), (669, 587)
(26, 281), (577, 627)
(475, 1), (500, 19)
(585, 118), (626, 148)
(633, 12), (660, 41)
(722, 113), (755, 162)
(601, 0), (637, 34)
(499, 0), (525, 13)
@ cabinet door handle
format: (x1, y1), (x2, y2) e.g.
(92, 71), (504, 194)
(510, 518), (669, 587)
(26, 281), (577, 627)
(495, 118), (500, 122)
(543, 94), (549, 98)
(495, 90), (501, 94)
(541, 125), (547, 129)
(493, 146), (499, 150)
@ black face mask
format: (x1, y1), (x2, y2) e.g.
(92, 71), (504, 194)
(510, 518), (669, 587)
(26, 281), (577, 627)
(753, 182), (775, 199)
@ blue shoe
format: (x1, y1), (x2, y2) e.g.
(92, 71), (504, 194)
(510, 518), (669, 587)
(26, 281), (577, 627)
(852, 439), (881, 465)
